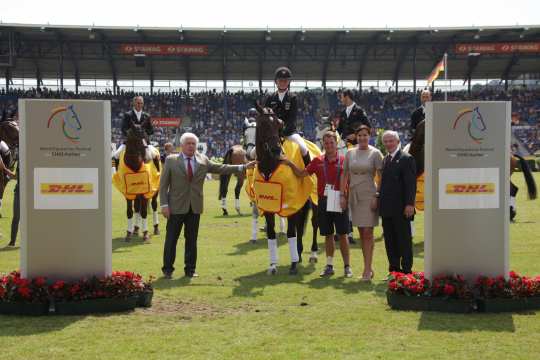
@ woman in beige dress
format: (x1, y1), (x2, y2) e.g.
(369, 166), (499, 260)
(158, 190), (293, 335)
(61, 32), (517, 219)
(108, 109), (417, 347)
(340, 125), (383, 281)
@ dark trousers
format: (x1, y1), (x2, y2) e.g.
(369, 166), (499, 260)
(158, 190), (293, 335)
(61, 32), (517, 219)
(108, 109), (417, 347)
(382, 215), (413, 273)
(162, 208), (201, 275)
(10, 182), (19, 245)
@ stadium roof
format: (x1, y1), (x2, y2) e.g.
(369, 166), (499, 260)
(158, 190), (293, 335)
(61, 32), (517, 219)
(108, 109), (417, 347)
(0, 23), (539, 90)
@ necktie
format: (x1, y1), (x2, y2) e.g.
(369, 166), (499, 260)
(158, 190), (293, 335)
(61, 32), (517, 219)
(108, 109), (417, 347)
(383, 154), (391, 168)
(187, 157), (193, 182)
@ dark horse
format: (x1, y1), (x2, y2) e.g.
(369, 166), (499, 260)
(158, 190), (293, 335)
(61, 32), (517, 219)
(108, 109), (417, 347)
(255, 105), (315, 275)
(122, 127), (154, 242)
(0, 115), (18, 218)
(408, 119), (537, 220)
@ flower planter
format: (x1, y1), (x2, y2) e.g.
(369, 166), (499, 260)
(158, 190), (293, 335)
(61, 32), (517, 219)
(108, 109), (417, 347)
(54, 297), (137, 315)
(387, 292), (473, 313)
(136, 291), (153, 308)
(0, 301), (50, 316)
(477, 297), (540, 313)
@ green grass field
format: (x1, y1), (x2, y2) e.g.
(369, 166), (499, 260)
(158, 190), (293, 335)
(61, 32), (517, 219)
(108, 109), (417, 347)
(1, 174), (539, 360)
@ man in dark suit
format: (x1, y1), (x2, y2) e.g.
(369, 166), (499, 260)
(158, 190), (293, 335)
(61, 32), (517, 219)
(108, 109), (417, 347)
(336, 89), (371, 147)
(160, 132), (254, 279)
(377, 130), (416, 274)
(121, 96), (154, 141)
(409, 89), (431, 140)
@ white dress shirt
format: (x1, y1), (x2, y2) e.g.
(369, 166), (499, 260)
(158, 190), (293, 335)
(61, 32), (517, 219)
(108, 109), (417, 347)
(345, 102), (356, 118)
(134, 109), (142, 121)
(278, 90), (288, 102)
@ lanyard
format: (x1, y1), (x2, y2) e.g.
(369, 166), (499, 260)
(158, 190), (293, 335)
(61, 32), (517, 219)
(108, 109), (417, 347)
(322, 154), (341, 188)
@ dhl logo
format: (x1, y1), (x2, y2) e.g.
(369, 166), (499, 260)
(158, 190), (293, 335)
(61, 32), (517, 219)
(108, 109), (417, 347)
(129, 181), (146, 186)
(259, 194), (278, 201)
(445, 183), (495, 194)
(40, 183), (93, 195)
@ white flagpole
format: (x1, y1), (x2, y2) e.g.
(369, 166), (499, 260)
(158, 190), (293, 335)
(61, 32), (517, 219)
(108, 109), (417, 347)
(444, 52), (448, 101)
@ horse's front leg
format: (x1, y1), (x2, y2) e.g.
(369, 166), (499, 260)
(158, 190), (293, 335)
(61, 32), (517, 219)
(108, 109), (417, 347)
(139, 197), (150, 243)
(125, 199), (134, 242)
(265, 213), (278, 275)
(286, 213), (300, 275)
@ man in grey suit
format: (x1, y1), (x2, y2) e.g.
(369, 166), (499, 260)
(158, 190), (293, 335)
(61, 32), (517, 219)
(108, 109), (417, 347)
(160, 132), (254, 279)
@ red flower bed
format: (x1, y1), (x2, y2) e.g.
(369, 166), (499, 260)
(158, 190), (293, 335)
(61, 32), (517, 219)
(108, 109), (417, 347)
(0, 270), (153, 304)
(475, 271), (540, 299)
(388, 272), (472, 299)
(0, 271), (49, 303)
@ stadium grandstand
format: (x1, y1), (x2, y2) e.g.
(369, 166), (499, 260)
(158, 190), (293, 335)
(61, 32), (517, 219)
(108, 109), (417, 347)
(0, 24), (539, 157)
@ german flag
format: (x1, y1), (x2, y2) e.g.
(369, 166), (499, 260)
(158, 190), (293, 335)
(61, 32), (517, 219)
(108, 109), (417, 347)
(427, 57), (445, 85)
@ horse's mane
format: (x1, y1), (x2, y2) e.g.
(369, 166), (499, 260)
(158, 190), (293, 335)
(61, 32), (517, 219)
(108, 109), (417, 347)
(255, 107), (282, 180)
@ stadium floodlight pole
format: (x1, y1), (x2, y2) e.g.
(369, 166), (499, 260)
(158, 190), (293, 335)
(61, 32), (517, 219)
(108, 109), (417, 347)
(444, 52), (448, 101)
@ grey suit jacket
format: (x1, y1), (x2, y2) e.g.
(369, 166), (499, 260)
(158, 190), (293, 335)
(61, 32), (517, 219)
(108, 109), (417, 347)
(159, 152), (245, 214)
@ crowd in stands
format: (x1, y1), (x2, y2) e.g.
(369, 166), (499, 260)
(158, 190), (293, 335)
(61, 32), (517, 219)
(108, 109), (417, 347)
(1, 86), (539, 156)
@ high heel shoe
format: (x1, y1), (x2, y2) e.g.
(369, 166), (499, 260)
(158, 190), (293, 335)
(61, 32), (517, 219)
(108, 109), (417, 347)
(360, 270), (374, 282)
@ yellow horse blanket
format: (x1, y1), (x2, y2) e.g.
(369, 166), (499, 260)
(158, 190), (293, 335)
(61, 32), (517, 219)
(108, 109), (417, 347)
(112, 149), (160, 200)
(246, 139), (321, 217)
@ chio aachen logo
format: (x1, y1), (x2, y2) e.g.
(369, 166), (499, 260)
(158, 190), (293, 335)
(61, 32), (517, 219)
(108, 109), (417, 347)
(452, 106), (487, 144)
(47, 105), (82, 144)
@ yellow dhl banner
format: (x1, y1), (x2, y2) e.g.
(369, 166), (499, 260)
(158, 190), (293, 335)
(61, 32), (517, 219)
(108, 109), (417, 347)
(112, 151), (160, 200)
(253, 180), (283, 213)
(40, 183), (93, 195)
(124, 172), (151, 195)
(445, 183), (496, 194)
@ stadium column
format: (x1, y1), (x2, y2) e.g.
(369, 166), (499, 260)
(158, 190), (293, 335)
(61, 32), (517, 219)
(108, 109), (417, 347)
(412, 44), (417, 96)
(59, 41), (64, 94)
(4, 68), (10, 92)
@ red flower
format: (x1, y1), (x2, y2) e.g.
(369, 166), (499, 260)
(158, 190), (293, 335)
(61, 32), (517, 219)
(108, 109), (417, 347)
(443, 284), (455, 296)
(389, 281), (398, 290)
(0, 286), (5, 298)
(17, 286), (31, 299)
(52, 280), (65, 291)
(34, 277), (46, 287)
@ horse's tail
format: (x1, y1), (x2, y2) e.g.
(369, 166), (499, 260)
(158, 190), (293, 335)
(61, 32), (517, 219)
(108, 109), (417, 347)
(514, 154), (537, 200)
(223, 147), (233, 165)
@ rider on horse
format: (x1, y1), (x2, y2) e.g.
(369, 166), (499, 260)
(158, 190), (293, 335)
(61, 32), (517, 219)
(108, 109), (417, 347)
(265, 66), (311, 166)
(336, 89), (371, 147)
(113, 96), (158, 165)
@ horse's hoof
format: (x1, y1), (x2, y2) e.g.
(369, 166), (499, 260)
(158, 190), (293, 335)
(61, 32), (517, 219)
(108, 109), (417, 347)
(267, 265), (277, 275)
(289, 262), (299, 275)
(309, 255), (318, 264)
(143, 231), (150, 243)
(125, 231), (132, 242)
(153, 226), (160, 235)
(222, 208), (229, 216)
(235, 207), (242, 215)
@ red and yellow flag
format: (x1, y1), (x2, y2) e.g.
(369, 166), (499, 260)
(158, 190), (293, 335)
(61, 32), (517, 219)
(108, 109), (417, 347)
(427, 57), (445, 85)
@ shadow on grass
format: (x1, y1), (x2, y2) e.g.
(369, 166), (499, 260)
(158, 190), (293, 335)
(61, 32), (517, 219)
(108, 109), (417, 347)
(307, 276), (376, 295)
(213, 213), (251, 219)
(417, 311), (516, 332)
(0, 245), (19, 252)
(112, 237), (150, 252)
(232, 263), (317, 297)
(227, 238), (269, 256)
(0, 315), (81, 336)
(413, 241), (424, 258)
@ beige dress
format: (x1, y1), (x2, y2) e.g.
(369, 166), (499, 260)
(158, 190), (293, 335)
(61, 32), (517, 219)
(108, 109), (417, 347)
(344, 145), (383, 227)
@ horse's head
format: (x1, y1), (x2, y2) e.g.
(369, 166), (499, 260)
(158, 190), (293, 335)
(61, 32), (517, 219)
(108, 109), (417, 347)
(124, 126), (146, 172)
(254, 105), (283, 179)
(408, 119), (425, 176)
(0, 121), (19, 148)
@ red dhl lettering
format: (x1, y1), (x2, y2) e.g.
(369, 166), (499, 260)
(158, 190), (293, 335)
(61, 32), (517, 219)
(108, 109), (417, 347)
(445, 183), (495, 194)
(259, 194), (278, 201)
(41, 183), (93, 195)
